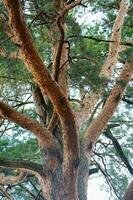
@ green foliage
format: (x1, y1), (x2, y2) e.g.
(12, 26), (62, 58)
(117, 80), (127, 88)
(0, 136), (40, 161)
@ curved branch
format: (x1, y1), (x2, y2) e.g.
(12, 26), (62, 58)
(3, 0), (79, 157)
(0, 101), (53, 148)
(0, 172), (27, 185)
(53, 16), (65, 82)
(53, 0), (81, 81)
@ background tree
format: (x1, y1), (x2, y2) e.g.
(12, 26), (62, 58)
(0, 0), (133, 199)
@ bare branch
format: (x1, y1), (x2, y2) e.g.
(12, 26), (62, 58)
(52, 0), (82, 81)
(51, 1), (82, 130)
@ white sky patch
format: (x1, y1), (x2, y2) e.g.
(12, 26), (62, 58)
(76, 11), (104, 26)
(87, 176), (110, 200)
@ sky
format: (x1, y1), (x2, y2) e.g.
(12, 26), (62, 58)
(87, 176), (110, 200)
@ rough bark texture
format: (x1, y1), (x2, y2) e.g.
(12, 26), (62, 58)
(0, 172), (27, 185)
(1, 0), (132, 199)
(0, 101), (53, 148)
(84, 55), (133, 157)
(123, 180), (133, 200)
(3, 0), (80, 199)
(76, 0), (129, 128)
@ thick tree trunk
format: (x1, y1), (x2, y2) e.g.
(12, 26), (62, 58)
(2, 1), (132, 200)
(78, 157), (89, 200)
(38, 160), (88, 200)
(123, 180), (133, 200)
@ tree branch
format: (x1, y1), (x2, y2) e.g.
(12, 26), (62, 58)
(69, 35), (133, 47)
(100, 0), (129, 78)
(75, 0), (129, 128)
(0, 185), (11, 200)
(0, 101), (53, 148)
(84, 55), (133, 157)
(89, 168), (99, 176)
(104, 129), (133, 175)
(0, 172), (27, 185)
(0, 158), (43, 174)
(51, 1), (82, 132)
(122, 97), (133, 105)
(3, 1), (79, 198)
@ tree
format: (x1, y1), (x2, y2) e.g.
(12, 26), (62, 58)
(0, 0), (133, 199)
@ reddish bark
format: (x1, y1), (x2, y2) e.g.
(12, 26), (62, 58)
(3, 0), (79, 199)
(0, 0), (132, 199)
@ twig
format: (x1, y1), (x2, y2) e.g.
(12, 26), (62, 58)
(69, 35), (133, 47)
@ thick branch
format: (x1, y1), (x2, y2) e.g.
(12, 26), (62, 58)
(3, 1), (79, 198)
(53, 16), (65, 82)
(0, 158), (43, 174)
(0, 172), (27, 185)
(100, 0), (129, 78)
(0, 101), (53, 148)
(84, 56), (133, 156)
(51, 1), (81, 131)
(75, 0), (129, 128)
(3, 0), (79, 158)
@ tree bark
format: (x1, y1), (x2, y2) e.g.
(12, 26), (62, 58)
(123, 180), (133, 200)
(1, 1), (132, 200)
(3, 1), (80, 199)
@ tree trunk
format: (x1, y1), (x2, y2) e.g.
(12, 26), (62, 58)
(78, 157), (89, 200)
(123, 180), (133, 200)
(38, 157), (88, 200)
(2, 1), (131, 200)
